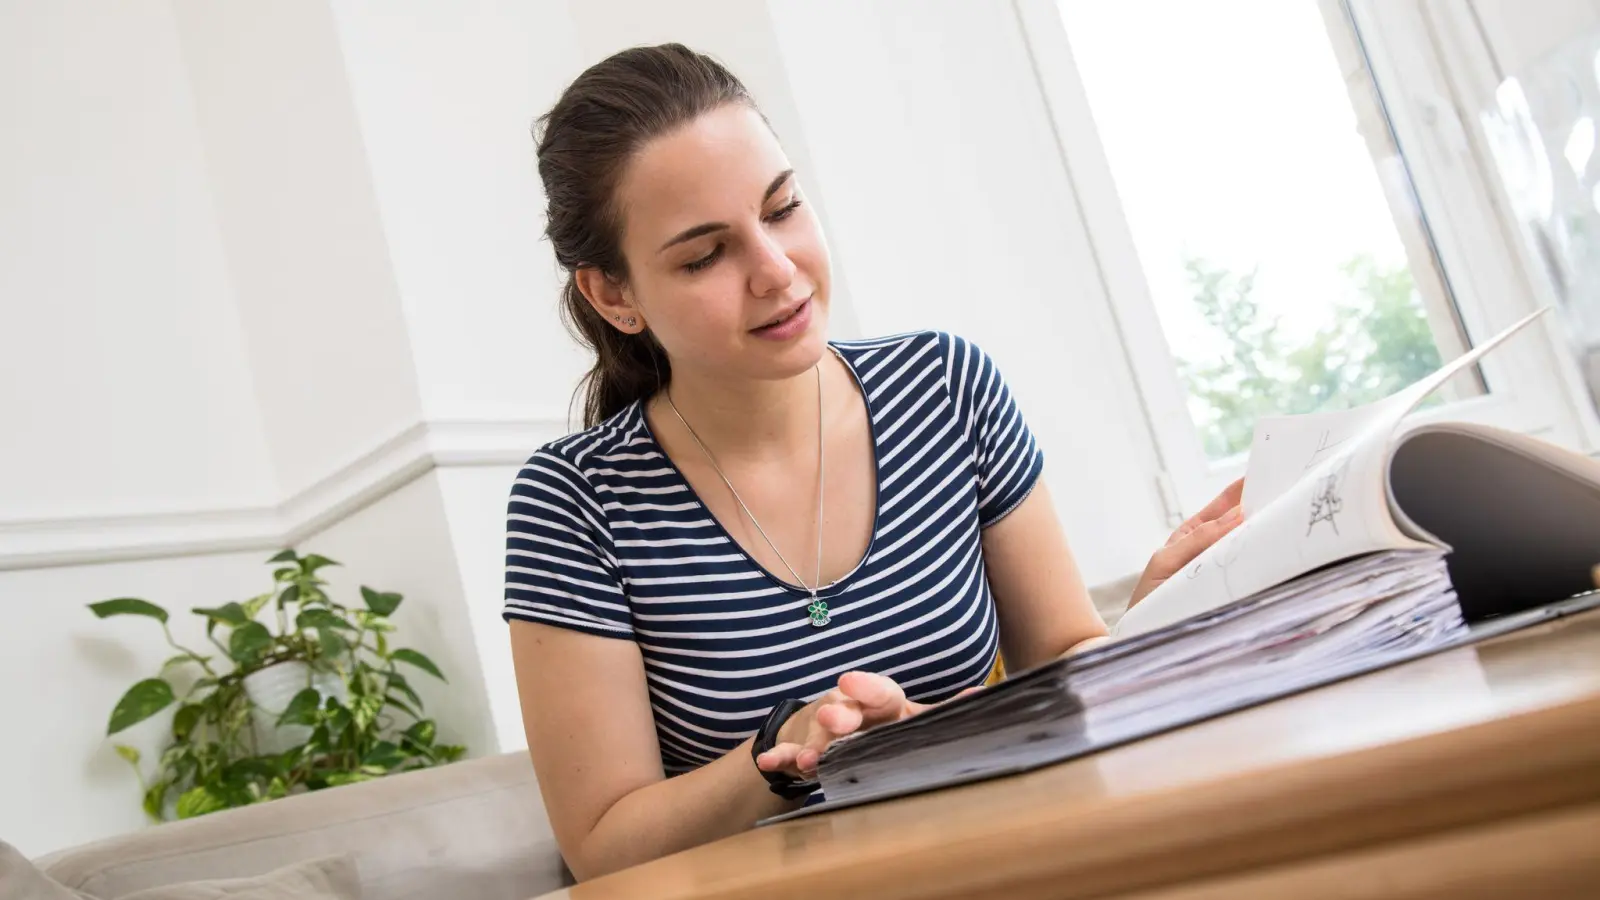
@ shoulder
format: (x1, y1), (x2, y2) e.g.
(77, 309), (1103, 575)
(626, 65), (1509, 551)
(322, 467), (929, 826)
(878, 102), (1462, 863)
(510, 405), (648, 508)
(831, 330), (1001, 390)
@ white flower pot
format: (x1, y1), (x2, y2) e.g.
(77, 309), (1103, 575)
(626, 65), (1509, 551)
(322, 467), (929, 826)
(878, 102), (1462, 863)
(241, 661), (347, 756)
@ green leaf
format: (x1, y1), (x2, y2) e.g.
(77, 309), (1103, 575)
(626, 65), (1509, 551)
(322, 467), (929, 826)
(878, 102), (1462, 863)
(191, 603), (248, 626)
(384, 694), (422, 720)
(308, 724), (332, 753)
(390, 649), (445, 682)
(318, 628), (349, 658)
(107, 679), (176, 734)
(360, 586), (402, 617)
(375, 631), (389, 658)
(276, 688), (322, 728)
(172, 704), (203, 742)
(326, 704), (353, 739)
(242, 592), (272, 620)
(351, 694), (383, 732)
(88, 597), (169, 624)
(363, 741), (405, 769)
(432, 744), (466, 764)
(114, 744), (141, 767)
(272, 567), (298, 582)
(227, 622), (273, 664)
(268, 548), (298, 563)
(295, 608), (355, 632)
(175, 786), (227, 819)
(402, 719), (437, 748)
(159, 653), (208, 674)
(264, 777), (289, 801)
(300, 554), (339, 574)
(387, 672), (424, 711)
(143, 781), (168, 822)
(277, 584), (301, 609)
(324, 772), (374, 787)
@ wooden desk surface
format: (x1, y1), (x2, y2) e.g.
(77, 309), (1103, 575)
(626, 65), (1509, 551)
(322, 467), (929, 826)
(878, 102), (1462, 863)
(540, 609), (1600, 900)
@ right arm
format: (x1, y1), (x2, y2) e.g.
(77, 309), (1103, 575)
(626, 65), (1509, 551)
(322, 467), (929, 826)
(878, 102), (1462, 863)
(510, 619), (801, 881)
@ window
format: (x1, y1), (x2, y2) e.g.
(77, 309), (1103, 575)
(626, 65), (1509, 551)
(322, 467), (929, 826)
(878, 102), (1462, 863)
(1016, 0), (1600, 516)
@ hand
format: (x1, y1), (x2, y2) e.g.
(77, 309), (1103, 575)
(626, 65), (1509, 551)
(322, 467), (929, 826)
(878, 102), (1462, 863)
(1127, 477), (1246, 609)
(754, 671), (979, 780)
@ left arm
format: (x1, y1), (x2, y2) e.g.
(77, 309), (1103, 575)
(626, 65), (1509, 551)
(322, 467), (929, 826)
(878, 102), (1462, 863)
(982, 477), (1246, 672)
(980, 481), (1108, 671)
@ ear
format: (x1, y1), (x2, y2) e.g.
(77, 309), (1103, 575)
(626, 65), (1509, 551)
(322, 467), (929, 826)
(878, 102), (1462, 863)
(574, 268), (644, 334)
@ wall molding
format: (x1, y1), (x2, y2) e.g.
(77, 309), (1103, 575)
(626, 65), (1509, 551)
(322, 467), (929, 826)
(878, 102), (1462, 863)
(0, 417), (569, 572)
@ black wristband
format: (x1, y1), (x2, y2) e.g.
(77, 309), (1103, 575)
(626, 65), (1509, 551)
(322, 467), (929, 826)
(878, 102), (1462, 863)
(751, 698), (819, 800)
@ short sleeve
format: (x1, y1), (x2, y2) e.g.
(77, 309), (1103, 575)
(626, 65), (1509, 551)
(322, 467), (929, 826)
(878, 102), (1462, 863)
(943, 334), (1045, 528)
(502, 449), (634, 639)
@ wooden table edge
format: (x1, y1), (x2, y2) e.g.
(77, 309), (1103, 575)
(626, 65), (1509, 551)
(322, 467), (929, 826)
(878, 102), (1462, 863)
(556, 690), (1600, 900)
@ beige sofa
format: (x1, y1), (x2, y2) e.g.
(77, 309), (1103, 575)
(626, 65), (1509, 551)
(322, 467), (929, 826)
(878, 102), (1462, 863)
(34, 752), (571, 900)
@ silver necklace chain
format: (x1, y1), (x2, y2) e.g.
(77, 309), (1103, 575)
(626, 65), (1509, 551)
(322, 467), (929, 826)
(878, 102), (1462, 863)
(664, 364), (831, 627)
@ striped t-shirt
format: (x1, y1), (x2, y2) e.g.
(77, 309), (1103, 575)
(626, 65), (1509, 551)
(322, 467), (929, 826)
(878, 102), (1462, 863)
(502, 331), (1044, 776)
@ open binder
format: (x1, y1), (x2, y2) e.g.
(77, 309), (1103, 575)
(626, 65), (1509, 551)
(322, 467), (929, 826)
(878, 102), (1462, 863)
(765, 309), (1600, 824)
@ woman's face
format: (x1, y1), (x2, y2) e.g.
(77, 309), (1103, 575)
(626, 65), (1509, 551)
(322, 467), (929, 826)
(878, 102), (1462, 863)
(608, 103), (832, 383)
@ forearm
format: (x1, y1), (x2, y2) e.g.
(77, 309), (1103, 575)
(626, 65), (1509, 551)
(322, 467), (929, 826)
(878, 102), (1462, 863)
(573, 736), (802, 880)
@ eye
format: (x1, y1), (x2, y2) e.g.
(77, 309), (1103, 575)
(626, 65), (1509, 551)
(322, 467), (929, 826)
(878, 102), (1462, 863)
(765, 198), (803, 223)
(683, 244), (723, 273)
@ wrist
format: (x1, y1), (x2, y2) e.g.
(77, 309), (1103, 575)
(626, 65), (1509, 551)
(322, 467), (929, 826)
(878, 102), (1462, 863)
(752, 699), (819, 801)
(773, 698), (812, 747)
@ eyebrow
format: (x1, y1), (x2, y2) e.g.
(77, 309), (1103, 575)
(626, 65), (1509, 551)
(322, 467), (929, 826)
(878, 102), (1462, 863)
(656, 169), (796, 253)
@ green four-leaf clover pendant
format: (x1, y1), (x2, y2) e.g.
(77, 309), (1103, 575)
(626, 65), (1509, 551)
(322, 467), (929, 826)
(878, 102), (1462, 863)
(807, 596), (831, 627)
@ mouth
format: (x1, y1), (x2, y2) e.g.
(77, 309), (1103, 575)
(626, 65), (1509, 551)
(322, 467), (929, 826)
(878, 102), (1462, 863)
(752, 297), (811, 333)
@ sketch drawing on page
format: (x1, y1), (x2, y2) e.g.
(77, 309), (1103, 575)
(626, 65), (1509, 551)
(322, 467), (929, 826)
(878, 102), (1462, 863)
(1210, 516), (1259, 601)
(1301, 429), (1349, 473)
(1307, 455), (1351, 536)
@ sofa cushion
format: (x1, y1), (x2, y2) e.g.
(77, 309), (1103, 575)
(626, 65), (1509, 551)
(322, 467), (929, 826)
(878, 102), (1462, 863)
(116, 855), (358, 900)
(36, 753), (569, 900)
(3, 842), (358, 900)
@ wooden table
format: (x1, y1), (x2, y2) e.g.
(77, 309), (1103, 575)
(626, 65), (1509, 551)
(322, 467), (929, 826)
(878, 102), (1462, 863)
(539, 609), (1600, 899)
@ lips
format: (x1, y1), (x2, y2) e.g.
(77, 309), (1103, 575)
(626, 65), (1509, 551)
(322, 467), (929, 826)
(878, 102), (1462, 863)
(752, 297), (811, 332)
(749, 296), (814, 342)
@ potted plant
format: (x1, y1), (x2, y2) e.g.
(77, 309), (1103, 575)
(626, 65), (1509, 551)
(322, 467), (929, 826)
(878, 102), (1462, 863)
(89, 549), (465, 820)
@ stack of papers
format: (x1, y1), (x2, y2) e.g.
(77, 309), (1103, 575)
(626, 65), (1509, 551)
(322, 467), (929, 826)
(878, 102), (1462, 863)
(805, 549), (1459, 812)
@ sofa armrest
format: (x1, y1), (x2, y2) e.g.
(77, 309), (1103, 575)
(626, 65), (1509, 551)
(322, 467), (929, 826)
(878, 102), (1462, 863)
(36, 752), (570, 900)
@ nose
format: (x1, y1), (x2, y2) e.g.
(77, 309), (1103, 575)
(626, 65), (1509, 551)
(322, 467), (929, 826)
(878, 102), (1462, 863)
(747, 228), (797, 298)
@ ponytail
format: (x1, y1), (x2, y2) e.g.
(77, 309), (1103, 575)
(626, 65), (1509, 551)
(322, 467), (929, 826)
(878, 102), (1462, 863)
(559, 276), (672, 428)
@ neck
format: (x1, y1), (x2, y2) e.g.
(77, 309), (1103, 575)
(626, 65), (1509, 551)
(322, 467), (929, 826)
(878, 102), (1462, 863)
(656, 352), (835, 461)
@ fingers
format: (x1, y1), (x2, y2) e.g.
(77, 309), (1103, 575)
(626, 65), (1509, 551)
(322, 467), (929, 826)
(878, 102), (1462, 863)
(755, 742), (803, 774)
(836, 670), (906, 717)
(1167, 478), (1246, 546)
(1164, 505), (1243, 569)
(769, 673), (950, 779)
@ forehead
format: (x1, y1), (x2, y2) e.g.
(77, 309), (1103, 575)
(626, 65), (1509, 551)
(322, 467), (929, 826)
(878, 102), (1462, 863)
(616, 105), (791, 240)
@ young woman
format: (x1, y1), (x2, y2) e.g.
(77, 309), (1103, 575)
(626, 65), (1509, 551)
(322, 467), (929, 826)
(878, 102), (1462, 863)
(505, 44), (1244, 881)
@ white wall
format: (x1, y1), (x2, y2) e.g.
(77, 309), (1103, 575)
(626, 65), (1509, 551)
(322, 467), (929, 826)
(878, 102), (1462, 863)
(434, 465), (530, 752)
(0, 0), (276, 522)
(325, 0), (590, 425)
(171, 0), (426, 496)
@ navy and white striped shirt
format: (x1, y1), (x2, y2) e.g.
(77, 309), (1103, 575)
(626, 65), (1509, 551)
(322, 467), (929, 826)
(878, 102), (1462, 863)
(503, 331), (1043, 776)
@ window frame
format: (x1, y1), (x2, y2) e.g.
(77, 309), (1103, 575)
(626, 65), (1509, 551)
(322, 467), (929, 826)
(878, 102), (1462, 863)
(1014, 0), (1600, 518)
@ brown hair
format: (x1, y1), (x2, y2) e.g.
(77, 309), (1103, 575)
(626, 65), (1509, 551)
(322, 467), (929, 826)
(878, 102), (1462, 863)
(534, 44), (758, 428)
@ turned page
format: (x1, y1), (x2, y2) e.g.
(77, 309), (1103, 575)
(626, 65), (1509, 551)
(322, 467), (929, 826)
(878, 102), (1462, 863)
(1113, 309), (1549, 639)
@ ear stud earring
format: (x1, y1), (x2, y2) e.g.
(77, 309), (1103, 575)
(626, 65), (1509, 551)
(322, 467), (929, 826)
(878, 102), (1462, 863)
(613, 315), (637, 328)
